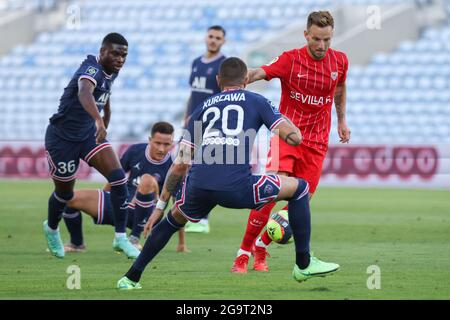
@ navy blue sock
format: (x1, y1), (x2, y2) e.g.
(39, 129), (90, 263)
(125, 212), (183, 282)
(108, 169), (129, 233)
(63, 207), (83, 246)
(130, 192), (155, 238)
(48, 191), (73, 230)
(288, 179), (311, 269)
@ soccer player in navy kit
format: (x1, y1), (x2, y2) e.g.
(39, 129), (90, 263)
(183, 25), (227, 233)
(61, 122), (189, 253)
(117, 57), (339, 289)
(43, 33), (140, 259)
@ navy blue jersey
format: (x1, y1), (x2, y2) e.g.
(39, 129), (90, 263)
(49, 55), (117, 141)
(120, 143), (173, 197)
(186, 54), (226, 116)
(182, 89), (284, 191)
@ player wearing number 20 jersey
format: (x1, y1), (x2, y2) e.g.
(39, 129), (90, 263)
(118, 58), (340, 289)
(181, 89), (284, 193)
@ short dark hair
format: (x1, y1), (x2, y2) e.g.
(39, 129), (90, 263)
(102, 32), (128, 47)
(208, 25), (226, 37)
(151, 121), (174, 137)
(307, 11), (334, 29)
(218, 57), (247, 86)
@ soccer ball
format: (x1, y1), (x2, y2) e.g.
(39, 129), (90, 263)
(266, 210), (293, 244)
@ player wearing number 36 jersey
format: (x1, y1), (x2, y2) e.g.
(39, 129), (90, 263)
(43, 33), (140, 260)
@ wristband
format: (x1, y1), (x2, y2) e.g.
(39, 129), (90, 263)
(156, 199), (167, 211)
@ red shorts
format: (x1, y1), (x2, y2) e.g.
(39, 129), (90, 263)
(266, 136), (327, 194)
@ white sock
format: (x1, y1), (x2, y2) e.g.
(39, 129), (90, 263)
(115, 232), (126, 238)
(199, 219), (209, 225)
(255, 237), (267, 249)
(237, 249), (251, 257)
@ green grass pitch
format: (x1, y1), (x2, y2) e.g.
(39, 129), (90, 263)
(0, 180), (449, 299)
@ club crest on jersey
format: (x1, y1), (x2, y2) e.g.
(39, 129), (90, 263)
(85, 66), (99, 76)
(264, 184), (273, 195)
(207, 67), (214, 75)
(331, 71), (338, 80)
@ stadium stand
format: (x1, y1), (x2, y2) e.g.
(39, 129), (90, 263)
(0, 0), (449, 144)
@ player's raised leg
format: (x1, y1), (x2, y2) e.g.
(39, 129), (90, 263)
(88, 146), (139, 259)
(232, 131), (296, 273)
(232, 172), (289, 273)
(255, 144), (325, 270)
(276, 175), (339, 282)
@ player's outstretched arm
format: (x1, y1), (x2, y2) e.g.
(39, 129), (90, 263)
(176, 228), (190, 253)
(274, 116), (302, 146)
(247, 68), (267, 84)
(334, 82), (351, 143)
(78, 78), (106, 143)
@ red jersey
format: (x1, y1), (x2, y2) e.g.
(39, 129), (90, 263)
(261, 46), (348, 152)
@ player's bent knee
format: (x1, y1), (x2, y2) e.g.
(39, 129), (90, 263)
(291, 178), (309, 201)
(66, 190), (88, 209)
(137, 174), (157, 194)
(53, 190), (74, 203)
(170, 208), (188, 226)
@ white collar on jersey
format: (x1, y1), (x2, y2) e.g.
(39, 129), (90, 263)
(145, 145), (170, 165)
(200, 53), (224, 64)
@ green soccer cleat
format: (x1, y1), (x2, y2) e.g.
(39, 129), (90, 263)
(117, 276), (142, 290)
(184, 221), (210, 234)
(113, 235), (140, 259)
(43, 220), (65, 258)
(292, 256), (339, 283)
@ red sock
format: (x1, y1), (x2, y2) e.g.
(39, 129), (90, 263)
(261, 204), (288, 246)
(240, 202), (277, 252)
(261, 230), (272, 246)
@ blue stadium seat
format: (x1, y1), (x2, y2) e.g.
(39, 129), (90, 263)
(0, 0), (449, 141)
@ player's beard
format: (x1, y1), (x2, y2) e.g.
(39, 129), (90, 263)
(308, 46), (327, 60)
(314, 50), (326, 59)
(207, 44), (220, 55)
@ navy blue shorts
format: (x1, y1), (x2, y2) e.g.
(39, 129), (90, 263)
(174, 174), (281, 223)
(44, 124), (111, 182)
(93, 190), (137, 228)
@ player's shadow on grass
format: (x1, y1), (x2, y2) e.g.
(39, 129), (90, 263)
(309, 287), (331, 292)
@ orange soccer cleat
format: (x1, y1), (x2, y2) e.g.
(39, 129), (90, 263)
(231, 254), (249, 273)
(252, 245), (270, 272)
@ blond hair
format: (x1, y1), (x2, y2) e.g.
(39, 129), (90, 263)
(307, 11), (334, 29)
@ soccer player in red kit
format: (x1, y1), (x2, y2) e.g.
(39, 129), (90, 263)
(232, 11), (351, 273)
